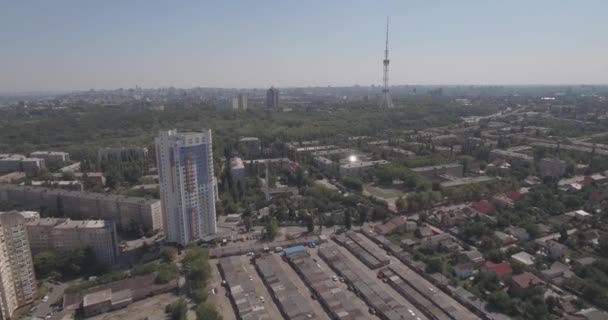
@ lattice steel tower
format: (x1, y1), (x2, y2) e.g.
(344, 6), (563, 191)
(381, 17), (394, 108)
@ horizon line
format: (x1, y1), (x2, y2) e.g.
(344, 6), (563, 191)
(3, 83), (608, 95)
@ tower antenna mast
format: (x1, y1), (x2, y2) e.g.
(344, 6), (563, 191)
(381, 16), (394, 108)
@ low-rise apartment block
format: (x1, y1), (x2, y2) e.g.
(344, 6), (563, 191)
(489, 149), (534, 166)
(29, 151), (70, 165)
(26, 217), (119, 267)
(238, 137), (261, 156)
(229, 157), (245, 184)
(0, 184), (163, 232)
(538, 158), (567, 178)
(339, 160), (390, 176)
(0, 155), (45, 174)
(412, 163), (464, 180)
(97, 147), (149, 162)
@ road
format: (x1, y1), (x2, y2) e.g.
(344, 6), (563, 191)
(32, 282), (67, 320)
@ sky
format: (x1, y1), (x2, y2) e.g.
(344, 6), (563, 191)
(1, 1), (608, 92)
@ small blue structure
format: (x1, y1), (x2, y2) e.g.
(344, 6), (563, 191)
(283, 245), (306, 256)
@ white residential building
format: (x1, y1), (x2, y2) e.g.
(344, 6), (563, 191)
(155, 129), (217, 245)
(0, 211), (36, 319)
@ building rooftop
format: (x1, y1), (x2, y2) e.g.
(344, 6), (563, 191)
(55, 219), (110, 229)
(83, 289), (112, 307)
(511, 272), (544, 289)
(511, 252), (535, 266)
(484, 261), (513, 276)
(412, 163), (462, 172)
(27, 217), (67, 227)
(31, 151), (69, 156)
(230, 157), (244, 170)
(0, 184), (159, 205)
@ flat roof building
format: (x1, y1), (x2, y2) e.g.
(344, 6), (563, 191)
(412, 163), (464, 180)
(0, 184), (162, 232)
(97, 147), (148, 162)
(30, 151), (70, 165)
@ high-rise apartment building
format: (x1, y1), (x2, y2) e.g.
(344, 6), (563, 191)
(155, 129), (217, 245)
(0, 211), (36, 319)
(232, 94), (248, 110)
(266, 87), (279, 110)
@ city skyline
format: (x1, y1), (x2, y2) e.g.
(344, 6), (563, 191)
(1, 1), (608, 92)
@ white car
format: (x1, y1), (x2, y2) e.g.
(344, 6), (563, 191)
(42, 295), (49, 302)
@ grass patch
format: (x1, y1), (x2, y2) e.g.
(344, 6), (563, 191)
(363, 184), (405, 199)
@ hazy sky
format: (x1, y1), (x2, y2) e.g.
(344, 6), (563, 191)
(1, 1), (608, 92)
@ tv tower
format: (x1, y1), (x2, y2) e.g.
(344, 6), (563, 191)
(381, 17), (394, 108)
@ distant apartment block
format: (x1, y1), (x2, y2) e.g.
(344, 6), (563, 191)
(0, 184), (163, 232)
(26, 217), (119, 267)
(440, 176), (494, 188)
(229, 157), (245, 184)
(31, 180), (84, 191)
(29, 151), (70, 165)
(0, 211), (36, 319)
(339, 160), (390, 176)
(412, 163), (464, 180)
(97, 147), (149, 162)
(531, 142), (608, 157)
(155, 129), (217, 245)
(538, 158), (567, 178)
(0, 155), (45, 174)
(266, 87), (279, 110)
(313, 156), (335, 172)
(238, 137), (261, 156)
(489, 149), (534, 166)
(232, 94), (248, 110)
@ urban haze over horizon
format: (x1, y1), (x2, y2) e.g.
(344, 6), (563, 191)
(2, 0), (608, 93)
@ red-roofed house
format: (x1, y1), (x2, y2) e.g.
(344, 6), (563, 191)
(470, 200), (495, 215)
(482, 261), (513, 277)
(374, 215), (408, 235)
(504, 191), (523, 202)
(591, 191), (608, 202)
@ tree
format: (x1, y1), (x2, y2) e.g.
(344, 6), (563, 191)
(559, 225), (569, 243)
(344, 209), (352, 230)
(395, 197), (406, 212)
(195, 303), (222, 320)
(243, 216), (253, 232)
(488, 291), (514, 315)
(265, 217), (278, 240)
(166, 298), (188, 320)
(182, 246), (211, 290)
(426, 257), (445, 274)
(160, 246), (178, 263)
(155, 263), (178, 284)
(306, 215), (314, 233)
(599, 234), (608, 256)
(358, 207), (368, 225)
(33, 250), (60, 278)
(192, 288), (208, 304)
